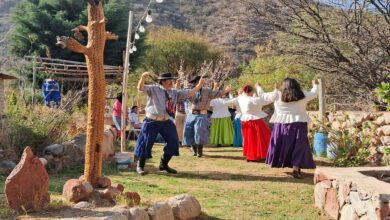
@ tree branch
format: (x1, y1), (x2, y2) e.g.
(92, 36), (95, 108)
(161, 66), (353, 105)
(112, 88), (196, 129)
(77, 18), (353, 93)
(105, 31), (118, 41)
(56, 36), (88, 54)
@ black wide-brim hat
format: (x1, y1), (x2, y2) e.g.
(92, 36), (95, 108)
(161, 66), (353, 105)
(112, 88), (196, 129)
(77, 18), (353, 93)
(188, 75), (201, 84)
(157, 73), (178, 80)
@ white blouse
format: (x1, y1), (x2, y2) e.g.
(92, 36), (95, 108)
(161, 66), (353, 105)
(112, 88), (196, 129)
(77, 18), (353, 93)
(270, 84), (319, 124)
(129, 112), (141, 125)
(237, 87), (278, 122)
(210, 98), (232, 119)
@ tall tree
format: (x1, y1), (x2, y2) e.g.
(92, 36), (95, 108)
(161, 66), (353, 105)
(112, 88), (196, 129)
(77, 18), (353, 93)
(9, 0), (128, 65)
(56, 0), (118, 186)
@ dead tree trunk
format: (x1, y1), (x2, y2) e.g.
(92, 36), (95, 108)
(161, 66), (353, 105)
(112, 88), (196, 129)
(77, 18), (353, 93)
(56, 0), (118, 187)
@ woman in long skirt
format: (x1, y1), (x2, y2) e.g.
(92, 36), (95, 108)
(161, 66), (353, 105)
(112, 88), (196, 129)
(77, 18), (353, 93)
(233, 89), (243, 147)
(209, 97), (234, 146)
(266, 78), (318, 178)
(237, 84), (277, 161)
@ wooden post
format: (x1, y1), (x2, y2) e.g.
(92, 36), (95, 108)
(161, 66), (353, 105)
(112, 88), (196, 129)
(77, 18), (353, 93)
(319, 78), (326, 119)
(32, 56), (37, 106)
(120, 11), (133, 152)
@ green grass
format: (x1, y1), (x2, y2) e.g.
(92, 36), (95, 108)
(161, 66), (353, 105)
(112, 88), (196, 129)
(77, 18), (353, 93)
(0, 146), (329, 220)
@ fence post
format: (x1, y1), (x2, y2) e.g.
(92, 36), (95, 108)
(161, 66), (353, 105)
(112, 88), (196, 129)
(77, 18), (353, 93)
(319, 78), (326, 120)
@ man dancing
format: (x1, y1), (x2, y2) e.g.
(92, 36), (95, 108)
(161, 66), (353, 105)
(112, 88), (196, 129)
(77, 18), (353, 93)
(135, 72), (205, 175)
(183, 76), (232, 157)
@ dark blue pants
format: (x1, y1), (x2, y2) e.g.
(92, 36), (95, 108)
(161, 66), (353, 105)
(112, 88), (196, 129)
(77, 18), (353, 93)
(134, 118), (179, 159)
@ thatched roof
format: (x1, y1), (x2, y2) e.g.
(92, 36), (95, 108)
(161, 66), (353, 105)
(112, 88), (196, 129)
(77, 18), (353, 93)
(0, 73), (17, 80)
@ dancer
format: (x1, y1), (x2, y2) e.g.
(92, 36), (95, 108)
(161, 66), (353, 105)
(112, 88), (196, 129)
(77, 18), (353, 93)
(135, 72), (205, 175)
(183, 76), (232, 157)
(232, 89), (244, 147)
(238, 83), (277, 162)
(209, 95), (234, 146)
(266, 78), (318, 178)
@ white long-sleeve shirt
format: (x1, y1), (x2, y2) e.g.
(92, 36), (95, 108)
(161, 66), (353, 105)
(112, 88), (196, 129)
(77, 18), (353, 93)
(270, 84), (319, 124)
(236, 87), (278, 122)
(210, 98), (232, 119)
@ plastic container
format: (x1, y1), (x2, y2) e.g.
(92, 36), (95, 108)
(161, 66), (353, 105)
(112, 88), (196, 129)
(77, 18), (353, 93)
(313, 132), (328, 157)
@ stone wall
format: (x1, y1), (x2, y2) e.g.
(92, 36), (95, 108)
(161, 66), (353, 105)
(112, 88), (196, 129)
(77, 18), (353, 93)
(308, 111), (390, 165)
(314, 167), (390, 220)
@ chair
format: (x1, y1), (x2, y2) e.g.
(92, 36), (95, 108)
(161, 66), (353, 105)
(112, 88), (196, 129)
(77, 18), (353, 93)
(127, 123), (141, 141)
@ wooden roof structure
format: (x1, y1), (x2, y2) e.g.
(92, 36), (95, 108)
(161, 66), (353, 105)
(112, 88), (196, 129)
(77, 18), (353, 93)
(0, 73), (18, 80)
(25, 56), (123, 83)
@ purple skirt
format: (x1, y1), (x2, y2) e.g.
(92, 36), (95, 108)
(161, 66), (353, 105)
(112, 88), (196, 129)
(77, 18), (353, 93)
(266, 122), (316, 169)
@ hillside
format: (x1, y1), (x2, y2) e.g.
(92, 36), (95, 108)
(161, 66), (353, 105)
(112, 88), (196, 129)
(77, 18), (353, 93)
(0, 0), (272, 64)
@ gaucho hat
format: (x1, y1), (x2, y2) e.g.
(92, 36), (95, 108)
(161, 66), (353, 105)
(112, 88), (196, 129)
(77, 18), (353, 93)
(157, 73), (177, 80)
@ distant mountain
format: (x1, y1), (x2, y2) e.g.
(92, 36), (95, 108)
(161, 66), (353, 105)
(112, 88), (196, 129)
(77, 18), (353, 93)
(130, 0), (273, 64)
(0, 0), (273, 64)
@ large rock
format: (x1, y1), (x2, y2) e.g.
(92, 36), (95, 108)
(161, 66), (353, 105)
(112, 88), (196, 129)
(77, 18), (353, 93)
(4, 147), (50, 212)
(46, 158), (63, 174)
(148, 202), (174, 220)
(101, 213), (128, 220)
(123, 192), (141, 206)
(73, 134), (86, 154)
(167, 194), (201, 220)
(62, 179), (93, 203)
(110, 207), (130, 219)
(97, 176), (112, 188)
(101, 186), (121, 201)
(129, 207), (150, 220)
(340, 204), (358, 220)
(44, 144), (64, 156)
(338, 181), (351, 208)
(382, 125), (390, 136)
(324, 188), (339, 219)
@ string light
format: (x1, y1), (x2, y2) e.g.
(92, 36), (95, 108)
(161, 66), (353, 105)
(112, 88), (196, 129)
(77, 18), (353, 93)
(139, 23), (145, 33)
(135, 32), (140, 40)
(156, 0), (163, 3)
(132, 45), (137, 52)
(146, 10), (153, 23)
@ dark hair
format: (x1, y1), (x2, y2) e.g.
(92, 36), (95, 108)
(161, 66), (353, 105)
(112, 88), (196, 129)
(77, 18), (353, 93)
(131, 105), (138, 113)
(242, 84), (254, 94)
(116, 93), (122, 102)
(281, 78), (305, 102)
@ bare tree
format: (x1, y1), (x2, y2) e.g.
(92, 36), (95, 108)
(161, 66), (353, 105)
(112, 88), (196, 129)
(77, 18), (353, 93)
(243, 0), (390, 100)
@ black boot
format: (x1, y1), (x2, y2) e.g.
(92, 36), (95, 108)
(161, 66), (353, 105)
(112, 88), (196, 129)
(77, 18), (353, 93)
(191, 145), (198, 156)
(136, 158), (146, 176)
(197, 145), (203, 158)
(159, 154), (177, 174)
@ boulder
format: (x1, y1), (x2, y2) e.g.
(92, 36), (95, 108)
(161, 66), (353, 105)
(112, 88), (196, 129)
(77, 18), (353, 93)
(110, 207), (130, 219)
(0, 160), (16, 176)
(377, 116), (386, 126)
(4, 147), (50, 212)
(123, 192), (141, 206)
(62, 141), (83, 162)
(129, 207), (150, 220)
(101, 186), (121, 201)
(44, 144), (64, 156)
(340, 204), (358, 220)
(97, 176), (112, 188)
(39, 158), (48, 166)
(384, 112), (390, 124)
(112, 183), (125, 193)
(101, 213), (128, 220)
(324, 188), (339, 219)
(338, 181), (351, 208)
(382, 125), (390, 136)
(167, 194), (201, 220)
(74, 201), (91, 209)
(314, 183), (327, 209)
(73, 134), (86, 154)
(381, 136), (390, 145)
(46, 158), (63, 174)
(148, 202), (174, 220)
(62, 179), (93, 203)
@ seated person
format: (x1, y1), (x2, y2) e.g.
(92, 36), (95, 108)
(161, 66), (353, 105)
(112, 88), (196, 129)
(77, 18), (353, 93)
(129, 105), (142, 129)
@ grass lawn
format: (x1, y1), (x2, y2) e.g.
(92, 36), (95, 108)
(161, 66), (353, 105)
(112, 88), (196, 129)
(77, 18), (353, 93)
(0, 145), (330, 220)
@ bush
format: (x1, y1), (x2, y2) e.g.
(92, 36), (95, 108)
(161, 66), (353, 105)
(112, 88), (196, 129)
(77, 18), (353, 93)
(2, 91), (86, 157)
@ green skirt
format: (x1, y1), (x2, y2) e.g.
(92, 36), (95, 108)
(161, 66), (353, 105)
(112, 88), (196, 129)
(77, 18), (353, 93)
(210, 117), (234, 145)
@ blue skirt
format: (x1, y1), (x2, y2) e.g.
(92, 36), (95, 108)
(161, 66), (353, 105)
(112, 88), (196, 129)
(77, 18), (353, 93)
(233, 118), (243, 147)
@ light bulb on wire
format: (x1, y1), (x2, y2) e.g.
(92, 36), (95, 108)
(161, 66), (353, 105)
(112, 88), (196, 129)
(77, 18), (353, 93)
(135, 32), (140, 40)
(145, 10), (153, 23)
(139, 23), (145, 33)
(132, 45), (137, 52)
(129, 49), (134, 54)
(156, 0), (163, 3)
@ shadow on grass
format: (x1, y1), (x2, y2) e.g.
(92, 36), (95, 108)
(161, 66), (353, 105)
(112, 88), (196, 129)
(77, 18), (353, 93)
(204, 155), (245, 161)
(198, 212), (224, 220)
(156, 170), (314, 184)
(204, 148), (243, 153)
(16, 207), (121, 219)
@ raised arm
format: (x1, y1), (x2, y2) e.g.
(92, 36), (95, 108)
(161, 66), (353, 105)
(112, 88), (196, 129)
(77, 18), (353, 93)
(304, 80), (319, 101)
(253, 83), (279, 105)
(137, 72), (149, 92)
(188, 78), (206, 97)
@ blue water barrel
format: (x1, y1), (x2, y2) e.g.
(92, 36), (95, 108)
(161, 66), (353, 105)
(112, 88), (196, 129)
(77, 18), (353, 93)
(314, 132), (328, 157)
